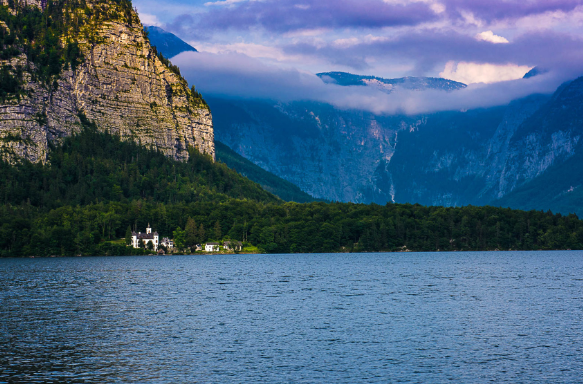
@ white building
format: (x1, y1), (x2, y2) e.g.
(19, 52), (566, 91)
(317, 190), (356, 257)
(205, 242), (220, 252)
(132, 224), (159, 251)
(160, 237), (174, 249)
(223, 240), (243, 251)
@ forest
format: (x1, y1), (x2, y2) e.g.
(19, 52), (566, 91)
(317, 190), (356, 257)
(1, 127), (583, 257)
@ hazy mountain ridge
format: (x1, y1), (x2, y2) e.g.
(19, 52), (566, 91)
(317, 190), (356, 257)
(317, 71), (467, 92)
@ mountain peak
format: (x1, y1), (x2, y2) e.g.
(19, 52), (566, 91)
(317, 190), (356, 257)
(317, 71), (467, 92)
(145, 26), (198, 58)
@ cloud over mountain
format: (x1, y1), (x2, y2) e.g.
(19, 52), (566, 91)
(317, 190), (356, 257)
(173, 51), (566, 115)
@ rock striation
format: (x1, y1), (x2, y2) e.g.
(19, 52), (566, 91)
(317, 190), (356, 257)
(0, 0), (214, 163)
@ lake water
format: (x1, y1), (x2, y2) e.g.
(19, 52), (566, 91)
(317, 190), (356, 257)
(1, 251), (583, 383)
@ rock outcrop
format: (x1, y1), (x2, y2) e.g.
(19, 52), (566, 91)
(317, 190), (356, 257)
(0, 0), (214, 163)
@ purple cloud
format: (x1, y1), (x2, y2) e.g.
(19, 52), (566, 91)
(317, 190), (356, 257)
(443, 0), (582, 24)
(163, 0), (583, 37)
(173, 0), (438, 34)
(283, 29), (583, 74)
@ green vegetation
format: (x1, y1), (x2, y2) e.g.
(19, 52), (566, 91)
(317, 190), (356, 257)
(215, 140), (317, 203)
(0, 1), (91, 92)
(1, 128), (583, 257)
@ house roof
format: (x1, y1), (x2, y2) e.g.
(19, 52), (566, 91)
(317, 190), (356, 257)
(136, 233), (154, 239)
(223, 241), (242, 246)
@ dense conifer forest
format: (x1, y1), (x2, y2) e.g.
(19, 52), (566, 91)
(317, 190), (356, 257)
(1, 127), (583, 257)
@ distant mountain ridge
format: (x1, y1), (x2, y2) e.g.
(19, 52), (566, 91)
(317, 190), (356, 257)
(144, 26), (198, 58)
(317, 71), (467, 92)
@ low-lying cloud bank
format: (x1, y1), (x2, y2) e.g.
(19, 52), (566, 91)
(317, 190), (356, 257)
(173, 51), (580, 115)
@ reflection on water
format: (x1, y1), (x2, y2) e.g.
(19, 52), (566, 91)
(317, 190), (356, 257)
(1, 251), (583, 383)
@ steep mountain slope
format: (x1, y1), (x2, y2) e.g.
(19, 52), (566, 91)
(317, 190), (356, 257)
(385, 94), (551, 206)
(144, 26), (197, 58)
(215, 140), (317, 203)
(208, 96), (414, 203)
(0, 0), (213, 163)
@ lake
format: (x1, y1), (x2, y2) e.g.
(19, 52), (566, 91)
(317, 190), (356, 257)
(1, 251), (582, 383)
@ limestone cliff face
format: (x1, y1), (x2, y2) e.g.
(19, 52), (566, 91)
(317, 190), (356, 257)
(0, 0), (214, 163)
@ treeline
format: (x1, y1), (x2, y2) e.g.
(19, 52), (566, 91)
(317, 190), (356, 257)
(2, 199), (583, 257)
(1, 128), (583, 257)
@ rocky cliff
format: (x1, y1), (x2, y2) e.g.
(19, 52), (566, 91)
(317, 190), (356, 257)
(0, 0), (213, 163)
(210, 82), (576, 210)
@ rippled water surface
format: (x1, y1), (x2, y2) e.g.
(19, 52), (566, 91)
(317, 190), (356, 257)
(1, 251), (583, 383)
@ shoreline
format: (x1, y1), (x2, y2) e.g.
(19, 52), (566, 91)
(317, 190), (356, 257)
(1, 248), (576, 259)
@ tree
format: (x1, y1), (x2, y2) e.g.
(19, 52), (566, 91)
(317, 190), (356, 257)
(198, 224), (206, 243)
(125, 225), (132, 245)
(214, 220), (222, 240)
(173, 227), (186, 249)
(138, 239), (145, 248)
(185, 217), (197, 246)
(146, 241), (153, 251)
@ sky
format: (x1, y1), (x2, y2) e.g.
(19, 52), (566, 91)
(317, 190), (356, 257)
(134, 0), (583, 114)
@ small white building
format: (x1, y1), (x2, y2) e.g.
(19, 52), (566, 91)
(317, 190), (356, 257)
(223, 240), (243, 251)
(132, 224), (159, 251)
(205, 242), (220, 252)
(160, 237), (174, 249)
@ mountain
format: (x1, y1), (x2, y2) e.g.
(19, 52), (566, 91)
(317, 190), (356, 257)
(144, 26), (197, 58)
(117, 25), (583, 217)
(523, 67), (548, 79)
(317, 71), (467, 92)
(493, 77), (583, 213)
(215, 140), (317, 203)
(0, 0), (213, 164)
(208, 96), (411, 203)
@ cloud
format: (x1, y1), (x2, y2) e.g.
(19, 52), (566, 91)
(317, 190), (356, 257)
(159, 0), (583, 37)
(440, 61), (531, 84)
(204, 0), (249, 6)
(172, 0), (439, 34)
(282, 29), (583, 74)
(172, 51), (570, 116)
(475, 30), (509, 44)
(442, 0), (582, 25)
(139, 13), (163, 27)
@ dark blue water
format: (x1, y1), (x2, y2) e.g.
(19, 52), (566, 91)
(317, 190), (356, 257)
(1, 251), (583, 383)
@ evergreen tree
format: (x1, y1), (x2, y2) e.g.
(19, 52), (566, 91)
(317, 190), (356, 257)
(125, 225), (132, 245)
(198, 224), (206, 243)
(185, 218), (198, 246)
(214, 221), (222, 241)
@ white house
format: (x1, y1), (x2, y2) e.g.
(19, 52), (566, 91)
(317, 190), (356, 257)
(223, 240), (242, 251)
(132, 224), (159, 251)
(205, 242), (220, 252)
(160, 237), (174, 249)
